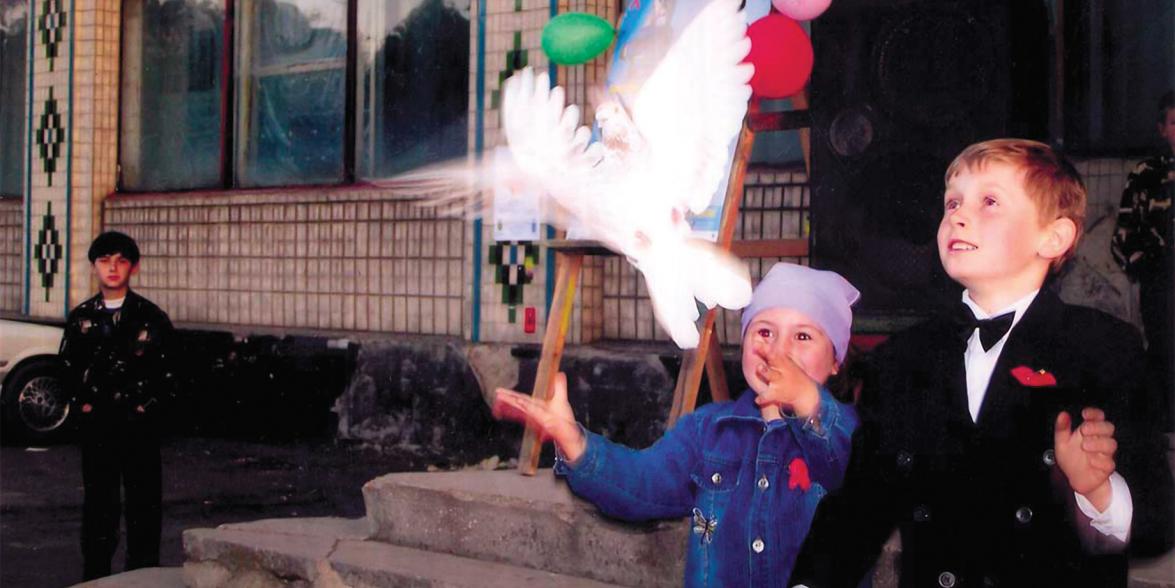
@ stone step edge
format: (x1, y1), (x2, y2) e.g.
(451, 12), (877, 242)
(183, 517), (624, 588)
(362, 469), (686, 587)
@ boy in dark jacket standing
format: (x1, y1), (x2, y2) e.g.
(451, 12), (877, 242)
(61, 231), (175, 580)
(1111, 91), (1175, 430)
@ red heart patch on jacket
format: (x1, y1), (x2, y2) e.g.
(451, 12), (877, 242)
(1011, 365), (1057, 387)
(788, 457), (811, 491)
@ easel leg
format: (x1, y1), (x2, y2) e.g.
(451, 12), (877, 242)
(704, 328), (730, 403)
(667, 309), (717, 428)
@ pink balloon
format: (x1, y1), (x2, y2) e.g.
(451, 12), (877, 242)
(771, 0), (832, 21)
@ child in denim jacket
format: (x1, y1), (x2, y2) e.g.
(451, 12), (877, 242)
(493, 262), (860, 587)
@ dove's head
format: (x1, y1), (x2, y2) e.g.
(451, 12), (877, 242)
(739, 263), (860, 397)
(594, 101), (625, 129)
(594, 100), (640, 151)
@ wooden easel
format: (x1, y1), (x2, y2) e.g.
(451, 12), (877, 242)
(517, 97), (811, 475)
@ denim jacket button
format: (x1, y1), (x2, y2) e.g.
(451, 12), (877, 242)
(751, 538), (765, 553)
(711, 472), (722, 485)
(757, 475), (769, 490)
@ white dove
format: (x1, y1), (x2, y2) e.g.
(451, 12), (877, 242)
(420, 0), (754, 348)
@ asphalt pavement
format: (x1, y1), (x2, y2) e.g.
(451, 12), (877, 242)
(0, 435), (425, 588)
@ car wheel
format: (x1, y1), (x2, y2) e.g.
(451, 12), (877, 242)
(2, 359), (73, 445)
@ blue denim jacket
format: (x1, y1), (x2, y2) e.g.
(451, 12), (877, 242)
(556, 388), (857, 587)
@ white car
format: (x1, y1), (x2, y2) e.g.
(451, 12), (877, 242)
(0, 319), (72, 444)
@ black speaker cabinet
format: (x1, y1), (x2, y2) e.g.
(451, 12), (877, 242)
(808, 0), (1050, 317)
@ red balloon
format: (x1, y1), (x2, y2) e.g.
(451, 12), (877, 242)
(744, 14), (814, 99)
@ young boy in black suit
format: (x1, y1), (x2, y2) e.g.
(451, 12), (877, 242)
(790, 139), (1174, 588)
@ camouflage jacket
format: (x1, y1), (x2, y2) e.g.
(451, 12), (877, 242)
(1111, 150), (1174, 279)
(60, 290), (176, 420)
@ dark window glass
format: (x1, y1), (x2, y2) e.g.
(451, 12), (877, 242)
(237, 0), (347, 187)
(358, 0), (469, 178)
(1, 1), (27, 197)
(1063, 1), (1175, 154)
(118, 0), (470, 191)
(120, 0), (225, 191)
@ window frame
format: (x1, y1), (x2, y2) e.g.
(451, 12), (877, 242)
(119, 0), (477, 194)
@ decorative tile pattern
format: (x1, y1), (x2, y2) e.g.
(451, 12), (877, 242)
(34, 201), (63, 302)
(488, 241), (539, 322)
(490, 31), (528, 109)
(35, 87), (64, 186)
(38, 0), (66, 72)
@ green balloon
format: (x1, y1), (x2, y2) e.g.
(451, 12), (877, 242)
(542, 13), (616, 66)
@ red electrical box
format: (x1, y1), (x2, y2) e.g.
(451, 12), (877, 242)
(524, 307), (536, 333)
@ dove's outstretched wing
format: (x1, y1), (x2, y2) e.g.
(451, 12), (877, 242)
(499, 68), (637, 247)
(631, 0), (753, 214)
(501, 68), (599, 187)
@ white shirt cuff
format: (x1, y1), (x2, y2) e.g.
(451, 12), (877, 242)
(1074, 472), (1133, 542)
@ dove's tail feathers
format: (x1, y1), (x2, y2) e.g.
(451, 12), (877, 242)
(683, 239), (753, 311)
(686, 238), (752, 312)
(636, 238), (752, 349)
(370, 157), (493, 220)
(641, 260), (703, 349)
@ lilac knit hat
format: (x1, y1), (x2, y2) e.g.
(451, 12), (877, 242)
(739, 263), (861, 364)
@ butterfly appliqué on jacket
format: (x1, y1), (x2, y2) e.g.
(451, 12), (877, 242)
(692, 507), (717, 545)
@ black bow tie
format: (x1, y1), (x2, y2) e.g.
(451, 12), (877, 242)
(958, 306), (1015, 351)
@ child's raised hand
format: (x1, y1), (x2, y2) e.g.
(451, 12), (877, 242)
(492, 372), (587, 463)
(753, 353), (820, 418)
(1054, 407), (1118, 511)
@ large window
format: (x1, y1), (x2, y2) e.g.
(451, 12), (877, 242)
(1062, 0), (1175, 155)
(238, 0), (346, 186)
(0, 0), (27, 198)
(121, 0), (224, 191)
(120, 0), (469, 192)
(358, 0), (470, 177)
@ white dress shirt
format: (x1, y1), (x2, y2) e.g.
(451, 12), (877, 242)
(961, 290), (1132, 542)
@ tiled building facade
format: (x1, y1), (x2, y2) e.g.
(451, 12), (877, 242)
(1, 0), (812, 347)
(0, 0), (1143, 345)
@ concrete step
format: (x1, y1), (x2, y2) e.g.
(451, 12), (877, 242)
(363, 469), (687, 588)
(70, 567), (185, 588)
(182, 516), (622, 587)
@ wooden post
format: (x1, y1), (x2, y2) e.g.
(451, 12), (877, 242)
(791, 88), (812, 177)
(704, 329), (730, 403)
(517, 251), (584, 476)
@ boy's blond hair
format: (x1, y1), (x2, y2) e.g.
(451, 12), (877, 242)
(944, 138), (1086, 271)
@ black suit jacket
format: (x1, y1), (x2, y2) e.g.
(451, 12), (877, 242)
(791, 290), (1174, 588)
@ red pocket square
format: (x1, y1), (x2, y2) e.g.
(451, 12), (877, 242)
(1011, 365), (1057, 387)
(788, 457), (811, 492)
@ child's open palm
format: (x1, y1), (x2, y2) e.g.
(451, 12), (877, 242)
(492, 372), (587, 462)
(1054, 407), (1118, 511)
